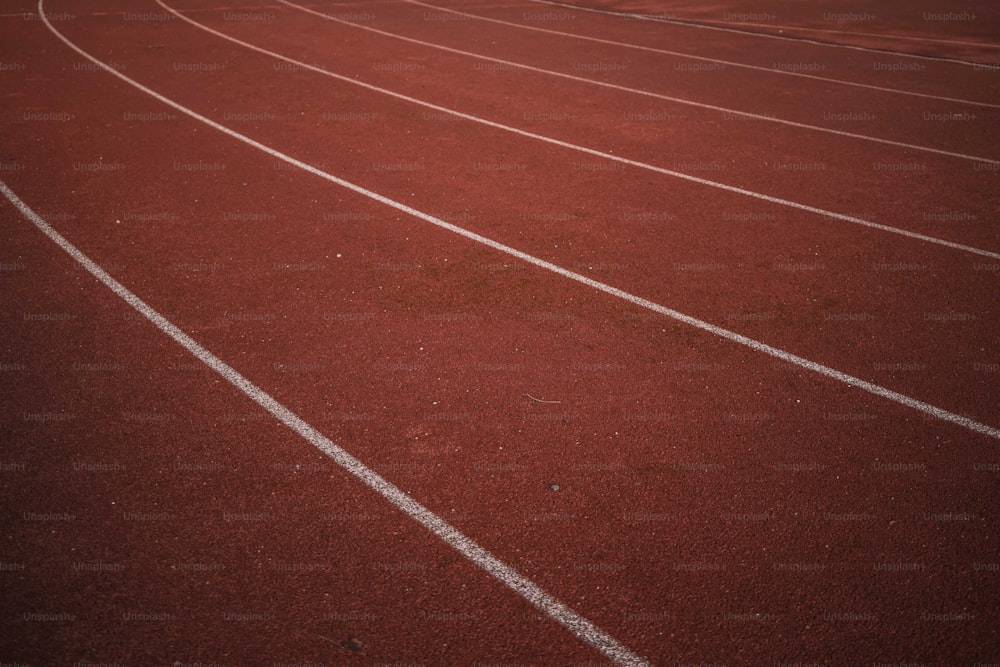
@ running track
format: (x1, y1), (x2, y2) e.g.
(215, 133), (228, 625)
(1, 0), (998, 665)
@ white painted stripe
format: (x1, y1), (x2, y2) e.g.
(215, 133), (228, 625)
(277, 0), (998, 164)
(406, 0), (1000, 110)
(693, 18), (1000, 50)
(526, 0), (995, 67)
(0, 181), (650, 667)
(154, 0), (1000, 260)
(36, 0), (1000, 446)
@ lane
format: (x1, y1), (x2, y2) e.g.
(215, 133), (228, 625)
(17, 4), (997, 447)
(3, 1), (998, 664)
(0, 196), (621, 666)
(164, 0), (1000, 253)
(3, 177), (654, 665)
(274, 0), (1000, 168)
(523, 0), (1000, 62)
(403, 0), (1000, 110)
(525, 0), (1000, 64)
(56, 0), (1000, 425)
(304, 0), (1000, 163)
(419, 0), (1000, 98)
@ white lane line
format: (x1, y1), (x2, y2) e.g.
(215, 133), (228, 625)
(37, 1), (1000, 445)
(0, 182), (649, 667)
(277, 0), (998, 165)
(692, 18), (1000, 49)
(525, 0), (996, 67)
(154, 0), (1000, 261)
(406, 0), (1000, 110)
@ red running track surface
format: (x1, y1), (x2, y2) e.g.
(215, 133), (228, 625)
(2, 0), (999, 665)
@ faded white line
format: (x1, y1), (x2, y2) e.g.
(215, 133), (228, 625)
(276, 0), (997, 164)
(156, 0), (1000, 259)
(692, 17), (1000, 49)
(406, 0), (1000, 110)
(526, 0), (995, 67)
(37, 1), (1000, 446)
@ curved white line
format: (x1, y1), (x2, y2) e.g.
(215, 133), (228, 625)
(526, 0), (997, 67)
(0, 180), (647, 667)
(406, 0), (1000, 110)
(35, 3), (1000, 447)
(695, 17), (1000, 49)
(275, 0), (998, 165)
(150, 0), (1000, 260)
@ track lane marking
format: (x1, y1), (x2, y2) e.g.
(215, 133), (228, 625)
(274, 0), (999, 164)
(1, 177), (654, 667)
(1, 179), (651, 667)
(151, 0), (1000, 260)
(405, 0), (1000, 110)
(525, 0), (999, 67)
(35, 0), (1000, 452)
(690, 18), (1000, 49)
